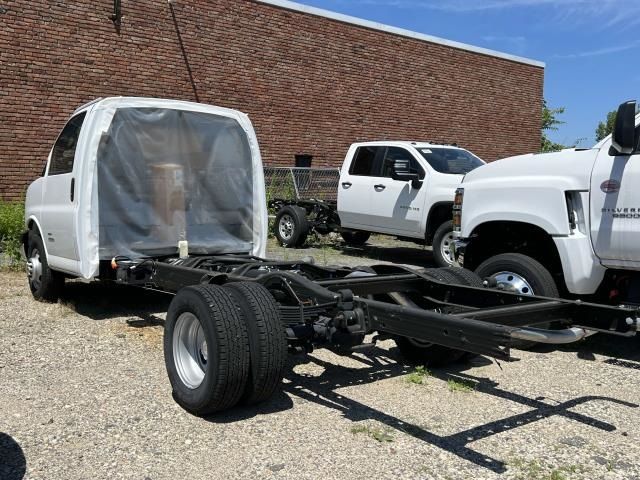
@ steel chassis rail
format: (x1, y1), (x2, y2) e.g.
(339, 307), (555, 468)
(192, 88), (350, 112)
(115, 256), (639, 361)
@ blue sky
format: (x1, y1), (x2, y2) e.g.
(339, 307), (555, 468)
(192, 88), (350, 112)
(295, 0), (639, 147)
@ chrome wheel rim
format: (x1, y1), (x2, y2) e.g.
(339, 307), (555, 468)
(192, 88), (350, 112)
(27, 248), (43, 291)
(439, 231), (455, 265)
(491, 271), (535, 295)
(173, 312), (208, 389)
(278, 214), (295, 241)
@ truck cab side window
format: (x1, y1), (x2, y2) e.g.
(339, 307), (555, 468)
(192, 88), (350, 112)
(349, 146), (380, 176)
(381, 147), (425, 179)
(48, 112), (86, 175)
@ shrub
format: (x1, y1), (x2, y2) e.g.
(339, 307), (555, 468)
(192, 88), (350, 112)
(0, 200), (25, 266)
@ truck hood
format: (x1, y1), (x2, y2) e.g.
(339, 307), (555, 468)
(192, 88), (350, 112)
(463, 148), (599, 190)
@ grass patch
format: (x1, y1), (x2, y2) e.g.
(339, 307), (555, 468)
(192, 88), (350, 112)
(350, 423), (394, 443)
(406, 365), (431, 385)
(0, 199), (25, 268)
(447, 378), (476, 393)
(508, 458), (587, 480)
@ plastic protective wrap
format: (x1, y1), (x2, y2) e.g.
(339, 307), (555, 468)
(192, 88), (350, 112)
(97, 107), (255, 258)
(75, 98), (267, 278)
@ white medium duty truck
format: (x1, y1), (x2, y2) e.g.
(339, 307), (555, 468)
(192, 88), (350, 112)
(23, 97), (638, 416)
(454, 100), (640, 306)
(272, 141), (485, 267)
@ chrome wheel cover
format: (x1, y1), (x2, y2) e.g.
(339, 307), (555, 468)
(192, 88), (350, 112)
(491, 271), (535, 295)
(278, 214), (295, 241)
(439, 231), (455, 265)
(27, 248), (43, 291)
(173, 312), (209, 389)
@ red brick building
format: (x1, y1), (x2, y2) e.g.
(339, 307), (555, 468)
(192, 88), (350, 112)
(0, 0), (544, 200)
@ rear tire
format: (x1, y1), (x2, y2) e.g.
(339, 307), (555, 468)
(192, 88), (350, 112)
(224, 282), (287, 405)
(164, 285), (250, 415)
(395, 267), (468, 366)
(475, 253), (558, 349)
(432, 220), (455, 268)
(26, 229), (63, 302)
(341, 230), (371, 246)
(395, 267), (484, 365)
(274, 205), (309, 247)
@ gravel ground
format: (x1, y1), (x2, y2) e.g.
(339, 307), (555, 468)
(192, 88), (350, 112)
(1, 236), (640, 480)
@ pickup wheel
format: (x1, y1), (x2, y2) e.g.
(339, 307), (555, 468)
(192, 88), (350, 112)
(341, 230), (371, 246)
(164, 285), (250, 416)
(395, 267), (480, 366)
(223, 282), (287, 405)
(395, 338), (467, 367)
(274, 205), (309, 247)
(475, 253), (558, 349)
(432, 220), (455, 268)
(26, 230), (64, 302)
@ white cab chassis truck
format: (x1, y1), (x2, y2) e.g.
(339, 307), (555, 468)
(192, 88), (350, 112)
(454, 100), (640, 307)
(271, 142), (485, 268)
(23, 98), (639, 416)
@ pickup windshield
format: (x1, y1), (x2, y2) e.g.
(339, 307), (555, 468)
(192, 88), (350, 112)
(417, 147), (483, 174)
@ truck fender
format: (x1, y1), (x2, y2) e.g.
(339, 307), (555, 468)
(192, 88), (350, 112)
(425, 202), (453, 243)
(24, 216), (49, 260)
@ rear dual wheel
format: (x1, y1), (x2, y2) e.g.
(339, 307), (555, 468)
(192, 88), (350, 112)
(164, 282), (286, 416)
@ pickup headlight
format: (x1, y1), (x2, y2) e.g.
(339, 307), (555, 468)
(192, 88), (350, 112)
(453, 188), (464, 233)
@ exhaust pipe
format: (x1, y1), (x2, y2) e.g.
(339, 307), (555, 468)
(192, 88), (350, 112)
(511, 327), (598, 345)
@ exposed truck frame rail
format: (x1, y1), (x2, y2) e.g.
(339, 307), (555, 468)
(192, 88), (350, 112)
(112, 254), (638, 415)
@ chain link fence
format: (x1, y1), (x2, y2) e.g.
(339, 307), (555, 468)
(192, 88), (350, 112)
(264, 167), (341, 203)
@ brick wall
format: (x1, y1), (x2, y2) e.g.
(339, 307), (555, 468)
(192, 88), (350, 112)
(0, 0), (544, 200)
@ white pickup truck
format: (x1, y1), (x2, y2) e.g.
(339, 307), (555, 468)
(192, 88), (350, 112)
(272, 141), (485, 267)
(454, 100), (640, 305)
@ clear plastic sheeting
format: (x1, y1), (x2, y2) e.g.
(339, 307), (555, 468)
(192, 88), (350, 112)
(96, 106), (255, 259)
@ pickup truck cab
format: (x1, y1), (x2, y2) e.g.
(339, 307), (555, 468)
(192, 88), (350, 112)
(454, 100), (640, 304)
(24, 96), (267, 301)
(337, 141), (484, 266)
(273, 141), (484, 267)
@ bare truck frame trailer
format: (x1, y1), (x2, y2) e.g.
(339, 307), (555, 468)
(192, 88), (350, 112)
(24, 98), (640, 416)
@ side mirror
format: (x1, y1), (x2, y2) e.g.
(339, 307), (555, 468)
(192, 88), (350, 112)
(611, 100), (637, 155)
(391, 159), (420, 184)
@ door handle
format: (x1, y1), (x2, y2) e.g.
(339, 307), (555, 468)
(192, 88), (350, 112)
(341, 182), (352, 188)
(374, 184), (386, 190)
(70, 178), (75, 202)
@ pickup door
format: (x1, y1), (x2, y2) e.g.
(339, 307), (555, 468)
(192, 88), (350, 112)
(590, 123), (640, 267)
(39, 111), (86, 270)
(338, 145), (427, 235)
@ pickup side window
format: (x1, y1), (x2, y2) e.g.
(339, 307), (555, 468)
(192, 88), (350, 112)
(48, 112), (86, 176)
(381, 147), (425, 179)
(636, 124), (640, 153)
(349, 146), (381, 176)
(418, 147), (483, 174)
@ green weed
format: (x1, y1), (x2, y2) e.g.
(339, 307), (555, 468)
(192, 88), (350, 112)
(0, 199), (25, 267)
(350, 423), (394, 443)
(447, 378), (476, 393)
(406, 365), (431, 385)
